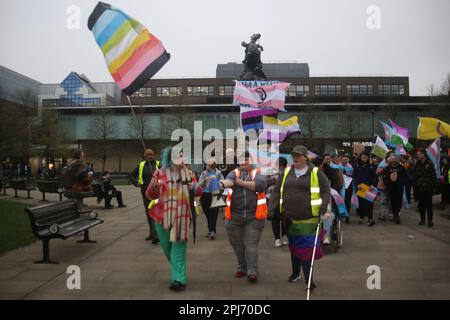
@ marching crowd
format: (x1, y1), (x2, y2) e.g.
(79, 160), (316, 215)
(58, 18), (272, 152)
(63, 144), (450, 293)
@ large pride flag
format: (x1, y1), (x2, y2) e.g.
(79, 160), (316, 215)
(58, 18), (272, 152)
(88, 2), (170, 95)
(233, 81), (290, 111)
(426, 138), (440, 179)
(417, 117), (450, 140)
(240, 106), (278, 132)
(259, 115), (302, 142)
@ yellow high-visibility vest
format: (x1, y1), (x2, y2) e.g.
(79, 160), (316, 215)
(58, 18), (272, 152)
(280, 166), (322, 217)
(138, 160), (160, 186)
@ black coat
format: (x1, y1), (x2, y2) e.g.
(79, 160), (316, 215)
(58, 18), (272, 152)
(413, 159), (437, 192)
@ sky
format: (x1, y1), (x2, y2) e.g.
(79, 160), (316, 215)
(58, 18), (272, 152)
(0, 0), (449, 96)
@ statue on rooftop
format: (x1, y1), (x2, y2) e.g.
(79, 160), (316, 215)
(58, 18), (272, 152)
(239, 33), (267, 81)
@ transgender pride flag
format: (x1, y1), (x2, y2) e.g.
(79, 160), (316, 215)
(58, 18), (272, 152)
(233, 81), (290, 111)
(330, 188), (348, 215)
(426, 138), (441, 179)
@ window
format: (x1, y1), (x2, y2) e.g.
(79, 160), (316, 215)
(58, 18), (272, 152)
(377, 84), (405, 95)
(287, 85), (310, 97)
(187, 86), (215, 96)
(131, 87), (152, 97)
(346, 85), (373, 95)
(156, 87), (182, 97)
(219, 85), (234, 96)
(314, 84), (341, 96)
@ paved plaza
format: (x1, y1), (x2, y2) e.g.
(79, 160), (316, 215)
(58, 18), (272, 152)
(0, 186), (449, 300)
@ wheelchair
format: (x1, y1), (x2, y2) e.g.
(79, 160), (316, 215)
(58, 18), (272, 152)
(330, 213), (343, 253)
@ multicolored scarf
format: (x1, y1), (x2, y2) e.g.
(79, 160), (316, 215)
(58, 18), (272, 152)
(156, 167), (192, 242)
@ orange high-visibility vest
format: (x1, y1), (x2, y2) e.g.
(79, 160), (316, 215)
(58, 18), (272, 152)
(224, 169), (268, 220)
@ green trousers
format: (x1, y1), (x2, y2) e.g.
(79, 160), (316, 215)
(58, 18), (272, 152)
(154, 222), (187, 285)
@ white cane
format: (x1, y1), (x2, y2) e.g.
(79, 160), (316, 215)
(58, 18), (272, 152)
(306, 215), (322, 301)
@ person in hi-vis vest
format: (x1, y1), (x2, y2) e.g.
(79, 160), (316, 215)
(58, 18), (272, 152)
(268, 145), (330, 291)
(129, 148), (160, 243)
(220, 150), (267, 283)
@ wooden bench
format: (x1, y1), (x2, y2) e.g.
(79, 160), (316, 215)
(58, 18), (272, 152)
(64, 190), (97, 209)
(25, 200), (104, 264)
(37, 180), (64, 201)
(0, 179), (10, 196)
(110, 174), (131, 185)
(10, 179), (36, 199)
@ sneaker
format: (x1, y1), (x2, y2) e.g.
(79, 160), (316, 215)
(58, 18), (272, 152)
(118, 204), (127, 208)
(282, 235), (289, 246)
(235, 271), (247, 278)
(206, 232), (212, 238)
(288, 274), (301, 282)
(323, 237), (331, 245)
(209, 232), (216, 240)
(145, 236), (152, 241)
(428, 222), (434, 227)
(152, 238), (160, 245)
(418, 220), (425, 225)
(247, 274), (257, 283)
(275, 239), (282, 247)
(368, 220), (375, 227)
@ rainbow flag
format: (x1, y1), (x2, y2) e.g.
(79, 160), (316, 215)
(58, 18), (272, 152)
(88, 2), (170, 95)
(426, 138), (440, 179)
(259, 115), (301, 142)
(417, 117), (450, 140)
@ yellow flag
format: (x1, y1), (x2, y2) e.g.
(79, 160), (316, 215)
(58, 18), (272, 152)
(417, 117), (450, 140)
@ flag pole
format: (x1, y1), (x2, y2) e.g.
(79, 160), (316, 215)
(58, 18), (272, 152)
(126, 95), (146, 151)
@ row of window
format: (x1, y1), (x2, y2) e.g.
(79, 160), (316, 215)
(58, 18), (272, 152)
(42, 98), (102, 107)
(130, 84), (406, 97)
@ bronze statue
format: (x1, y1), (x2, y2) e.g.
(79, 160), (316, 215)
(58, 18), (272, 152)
(239, 34), (267, 81)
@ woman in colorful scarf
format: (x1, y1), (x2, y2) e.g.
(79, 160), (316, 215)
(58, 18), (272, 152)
(269, 146), (330, 290)
(146, 147), (203, 291)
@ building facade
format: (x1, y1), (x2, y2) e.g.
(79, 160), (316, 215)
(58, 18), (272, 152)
(1, 63), (449, 174)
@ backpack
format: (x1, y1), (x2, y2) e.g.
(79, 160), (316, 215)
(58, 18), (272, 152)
(61, 166), (74, 189)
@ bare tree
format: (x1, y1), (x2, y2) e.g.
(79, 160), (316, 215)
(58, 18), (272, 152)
(338, 98), (358, 146)
(87, 108), (117, 172)
(127, 106), (153, 150)
(427, 83), (436, 97)
(439, 72), (450, 96)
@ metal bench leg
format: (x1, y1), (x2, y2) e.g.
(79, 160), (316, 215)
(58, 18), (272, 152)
(77, 229), (96, 243)
(27, 190), (32, 199)
(59, 193), (63, 201)
(14, 189), (18, 198)
(40, 192), (47, 202)
(34, 239), (59, 264)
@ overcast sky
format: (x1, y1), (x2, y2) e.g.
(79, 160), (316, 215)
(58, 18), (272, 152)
(1, 0), (449, 95)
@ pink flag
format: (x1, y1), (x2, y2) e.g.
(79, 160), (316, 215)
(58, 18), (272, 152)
(233, 81), (289, 111)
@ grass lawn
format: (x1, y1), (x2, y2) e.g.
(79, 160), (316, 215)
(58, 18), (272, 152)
(0, 200), (37, 253)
